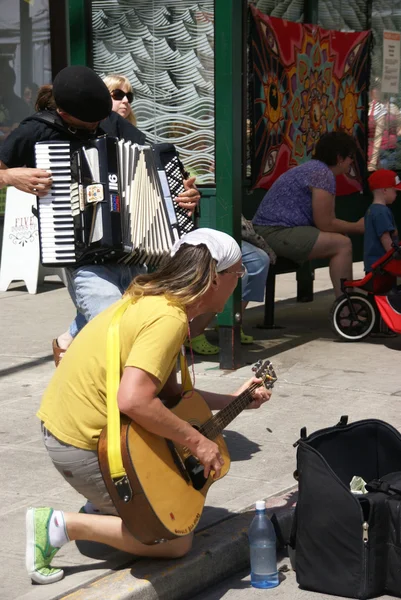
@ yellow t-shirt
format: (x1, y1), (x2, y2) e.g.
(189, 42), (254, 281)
(37, 295), (188, 451)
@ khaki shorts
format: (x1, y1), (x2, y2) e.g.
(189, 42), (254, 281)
(42, 425), (117, 515)
(253, 225), (320, 264)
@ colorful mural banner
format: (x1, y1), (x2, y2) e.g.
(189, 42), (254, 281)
(250, 7), (371, 194)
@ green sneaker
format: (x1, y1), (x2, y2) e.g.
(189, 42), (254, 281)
(26, 507), (64, 584)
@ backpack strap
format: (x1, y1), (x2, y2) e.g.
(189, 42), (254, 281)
(366, 478), (401, 495)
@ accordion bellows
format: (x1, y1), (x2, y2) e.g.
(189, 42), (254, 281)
(34, 137), (194, 268)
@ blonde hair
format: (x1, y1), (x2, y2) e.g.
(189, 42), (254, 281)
(125, 244), (218, 308)
(103, 73), (137, 126)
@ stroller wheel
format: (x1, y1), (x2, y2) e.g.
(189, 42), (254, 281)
(331, 293), (376, 341)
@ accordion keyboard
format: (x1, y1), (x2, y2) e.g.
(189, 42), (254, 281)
(35, 142), (76, 264)
(162, 155), (194, 235)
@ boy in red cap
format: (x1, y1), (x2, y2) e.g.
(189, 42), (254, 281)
(364, 169), (400, 273)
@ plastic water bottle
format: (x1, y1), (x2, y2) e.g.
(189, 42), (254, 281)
(249, 500), (279, 589)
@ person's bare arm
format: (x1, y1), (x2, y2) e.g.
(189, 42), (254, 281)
(117, 366), (224, 478)
(312, 187), (364, 235)
(368, 114), (386, 171)
(380, 231), (394, 253)
(0, 160), (52, 196)
(199, 376), (272, 411)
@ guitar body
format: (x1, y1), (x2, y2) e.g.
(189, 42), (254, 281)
(98, 390), (231, 545)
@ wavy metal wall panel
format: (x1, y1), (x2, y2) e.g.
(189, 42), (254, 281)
(92, 1), (214, 184)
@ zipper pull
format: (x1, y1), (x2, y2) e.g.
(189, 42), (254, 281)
(362, 521), (369, 543)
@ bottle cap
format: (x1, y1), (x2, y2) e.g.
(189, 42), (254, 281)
(255, 500), (266, 510)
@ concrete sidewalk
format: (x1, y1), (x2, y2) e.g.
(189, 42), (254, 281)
(2, 264), (401, 599)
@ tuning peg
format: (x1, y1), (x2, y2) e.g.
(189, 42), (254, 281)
(252, 360), (262, 372)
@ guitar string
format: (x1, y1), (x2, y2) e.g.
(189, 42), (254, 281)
(200, 384), (260, 439)
(200, 374), (276, 439)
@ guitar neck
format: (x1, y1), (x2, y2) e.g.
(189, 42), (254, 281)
(199, 384), (259, 440)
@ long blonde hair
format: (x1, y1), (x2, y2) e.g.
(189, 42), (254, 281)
(103, 73), (137, 126)
(125, 244), (218, 308)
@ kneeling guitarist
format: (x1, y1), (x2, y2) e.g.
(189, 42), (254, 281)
(27, 228), (272, 585)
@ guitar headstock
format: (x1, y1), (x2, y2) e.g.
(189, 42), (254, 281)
(252, 359), (277, 389)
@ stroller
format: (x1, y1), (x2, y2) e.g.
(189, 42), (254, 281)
(330, 243), (401, 341)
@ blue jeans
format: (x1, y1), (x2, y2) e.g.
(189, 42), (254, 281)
(65, 264), (146, 337)
(241, 241), (270, 303)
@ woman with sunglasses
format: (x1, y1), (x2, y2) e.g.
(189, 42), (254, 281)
(103, 74), (137, 126)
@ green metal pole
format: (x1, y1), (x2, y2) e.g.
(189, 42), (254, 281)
(215, 0), (244, 370)
(68, 0), (89, 65)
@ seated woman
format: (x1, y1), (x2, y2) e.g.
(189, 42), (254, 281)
(252, 131), (365, 298)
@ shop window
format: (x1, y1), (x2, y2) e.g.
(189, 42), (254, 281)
(0, 0), (51, 215)
(369, 1), (401, 171)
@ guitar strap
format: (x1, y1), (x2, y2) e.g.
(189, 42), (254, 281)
(106, 297), (132, 481)
(106, 297), (192, 483)
(180, 351), (193, 394)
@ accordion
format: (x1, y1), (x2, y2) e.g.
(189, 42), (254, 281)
(34, 137), (195, 268)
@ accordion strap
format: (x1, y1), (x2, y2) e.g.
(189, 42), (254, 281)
(31, 110), (97, 141)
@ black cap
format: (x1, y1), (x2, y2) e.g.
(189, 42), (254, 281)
(52, 66), (112, 122)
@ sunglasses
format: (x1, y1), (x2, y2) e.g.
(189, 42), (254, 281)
(111, 89), (134, 103)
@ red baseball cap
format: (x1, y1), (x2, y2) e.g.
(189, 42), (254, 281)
(368, 169), (401, 191)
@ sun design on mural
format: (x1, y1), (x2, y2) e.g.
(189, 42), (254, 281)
(338, 78), (362, 134)
(287, 34), (337, 161)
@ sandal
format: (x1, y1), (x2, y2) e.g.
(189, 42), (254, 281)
(52, 339), (65, 367)
(240, 328), (254, 344)
(214, 325), (254, 345)
(185, 334), (220, 355)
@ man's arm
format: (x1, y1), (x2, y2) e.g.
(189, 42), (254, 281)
(312, 188), (364, 235)
(368, 114), (385, 171)
(0, 160), (52, 196)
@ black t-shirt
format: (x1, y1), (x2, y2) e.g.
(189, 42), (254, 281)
(0, 110), (146, 168)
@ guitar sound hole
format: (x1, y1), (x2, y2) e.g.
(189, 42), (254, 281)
(184, 455), (207, 491)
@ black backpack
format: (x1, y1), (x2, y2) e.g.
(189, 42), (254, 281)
(290, 417), (401, 599)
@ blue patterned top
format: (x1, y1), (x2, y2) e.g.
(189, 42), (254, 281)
(252, 160), (336, 228)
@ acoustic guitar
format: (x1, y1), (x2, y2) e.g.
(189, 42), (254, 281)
(98, 359), (277, 544)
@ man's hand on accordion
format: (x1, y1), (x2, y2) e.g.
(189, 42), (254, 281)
(1, 167), (52, 197)
(176, 176), (200, 216)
